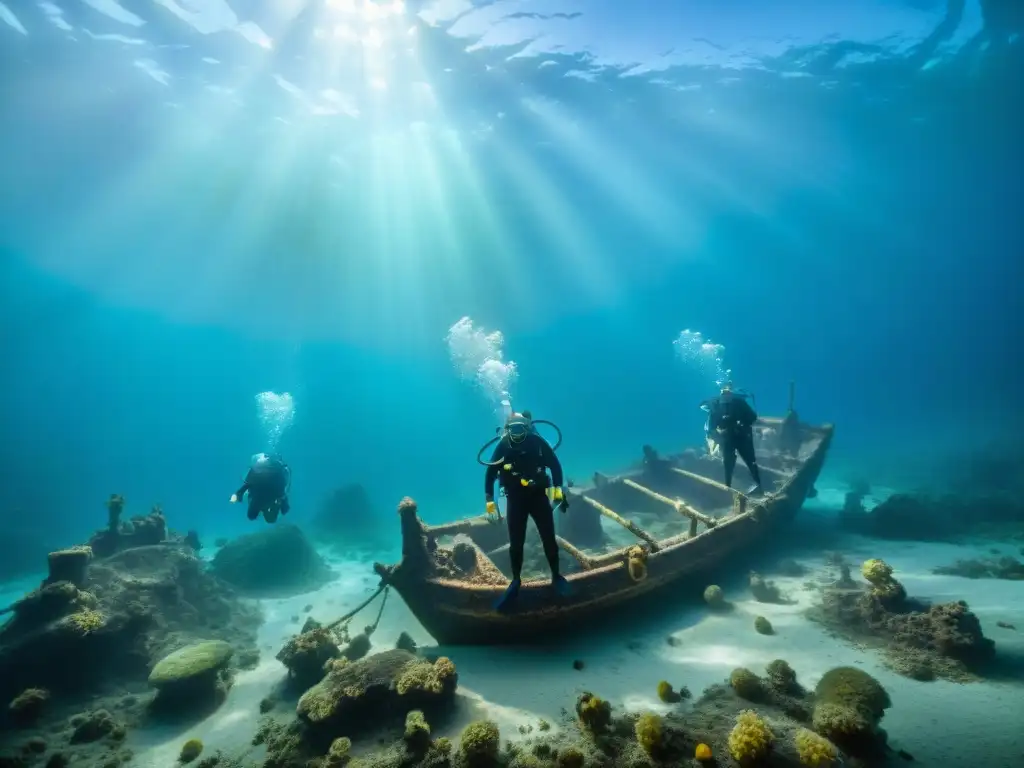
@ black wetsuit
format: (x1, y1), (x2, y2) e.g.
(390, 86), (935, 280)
(484, 432), (564, 582)
(235, 457), (291, 521)
(707, 397), (762, 490)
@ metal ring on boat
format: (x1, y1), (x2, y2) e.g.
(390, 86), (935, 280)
(626, 545), (648, 582)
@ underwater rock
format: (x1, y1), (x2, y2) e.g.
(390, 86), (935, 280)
(840, 491), (1024, 541)
(311, 483), (390, 550)
(749, 571), (790, 604)
(148, 641), (234, 717)
(296, 649), (458, 745)
(933, 556), (1024, 580)
(0, 537), (261, 706)
(87, 502), (170, 559)
(211, 525), (334, 596)
(808, 558), (996, 681)
(43, 547), (93, 588)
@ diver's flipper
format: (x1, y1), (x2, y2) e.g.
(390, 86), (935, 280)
(494, 579), (521, 613)
(551, 575), (572, 598)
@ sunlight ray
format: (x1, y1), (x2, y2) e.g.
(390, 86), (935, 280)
(519, 95), (683, 239)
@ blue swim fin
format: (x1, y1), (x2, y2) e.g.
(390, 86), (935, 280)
(552, 574), (572, 598)
(494, 579), (521, 612)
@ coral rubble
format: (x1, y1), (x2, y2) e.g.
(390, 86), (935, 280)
(809, 557), (996, 681)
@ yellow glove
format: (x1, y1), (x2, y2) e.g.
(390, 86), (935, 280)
(485, 501), (498, 516)
(230, 494), (239, 503)
(551, 487), (564, 503)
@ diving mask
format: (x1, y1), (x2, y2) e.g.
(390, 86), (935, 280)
(505, 412), (531, 443)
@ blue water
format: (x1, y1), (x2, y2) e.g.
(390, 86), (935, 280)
(0, 1), (1021, 561)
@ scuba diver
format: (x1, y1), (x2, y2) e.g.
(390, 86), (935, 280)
(702, 383), (764, 495)
(480, 410), (571, 612)
(230, 452), (291, 523)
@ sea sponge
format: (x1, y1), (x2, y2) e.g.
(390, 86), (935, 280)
(815, 666), (890, 721)
(634, 712), (662, 755)
(396, 656), (457, 695)
(178, 738), (203, 764)
(404, 710), (431, 754)
(64, 609), (105, 635)
(812, 667), (889, 755)
(327, 737), (352, 765)
(433, 737), (452, 755)
(860, 559), (892, 585)
(695, 742), (713, 761)
(575, 692), (612, 732)
(794, 727), (838, 767)
(656, 680), (682, 703)
(458, 720), (500, 766)
(765, 659), (799, 693)
(703, 584), (726, 608)
(727, 710), (773, 764)
(729, 667), (765, 701)
(754, 616), (774, 635)
(555, 747), (584, 768)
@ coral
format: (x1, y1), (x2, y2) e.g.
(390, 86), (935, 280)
(179, 739), (204, 763)
(149, 641), (235, 687)
(634, 712), (662, 755)
(694, 742), (712, 761)
(703, 585), (726, 608)
(727, 710), (773, 764)
(327, 737), (352, 766)
(555, 747), (584, 768)
(276, 623), (340, 688)
(396, 656), (457, 695)
(63, 609), (105, 635)
(814, 666), (889, 720)
(860, 559), (906, 606)
(754, 616), (774, 635)
(809, 560), (995, 681)
(148, 641), (235, 717)
(860, 558), (891, 585)
(656, 680), (682, 703)
(729, 668), (765, 701)
(765, 659), (800, 693)
(811, 667), (889, 756)
(575, 692), (612, 733)
(404, 710), (432, 754)
(8, 688), (50, 726)
(794, 728), (838, 767)
(458, 720), (500, 767)
(69, 709), (124, 744)
(297, 650), (457, 738)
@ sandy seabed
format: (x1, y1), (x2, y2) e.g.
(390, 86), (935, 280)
(7, 483), (1021, 768)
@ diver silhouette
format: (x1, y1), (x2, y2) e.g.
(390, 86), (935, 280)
(231, 452), (291, 523)
(481, 411), (571, 612)
(704, 383), (763, 495)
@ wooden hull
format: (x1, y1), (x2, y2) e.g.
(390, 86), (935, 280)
(378, 423), (833, 646)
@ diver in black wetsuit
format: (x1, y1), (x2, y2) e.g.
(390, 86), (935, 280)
(231, 453), (291, 523)
(705, 383), (763, 495)
(484, 412), (571, 612)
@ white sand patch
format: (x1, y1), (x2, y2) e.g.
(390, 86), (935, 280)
(120, 481), (1024, 767)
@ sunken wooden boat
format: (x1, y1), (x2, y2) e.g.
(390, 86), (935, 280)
(374, 385), (833, 645)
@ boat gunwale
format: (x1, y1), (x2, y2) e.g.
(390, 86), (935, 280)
(413, 421), (834, 594)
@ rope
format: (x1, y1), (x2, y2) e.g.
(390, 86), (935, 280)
(365, 586), (390, 636)
(326, 583), (388, 631)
